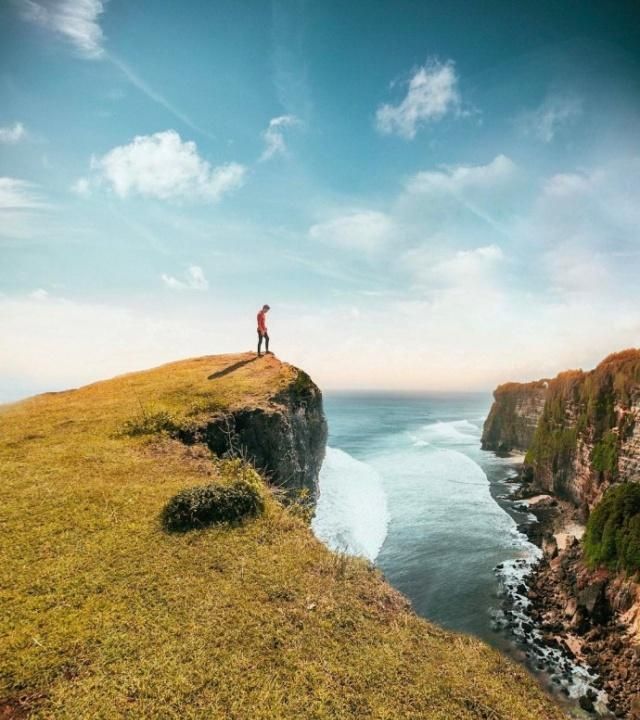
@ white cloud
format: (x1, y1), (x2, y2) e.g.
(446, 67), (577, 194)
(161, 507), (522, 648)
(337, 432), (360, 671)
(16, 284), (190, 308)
(89, 130), (246, 202)
(402, 155), (517, 236)
(0, 122), (27, 144)
(376, 59), (461, 139)
(518, 95), (582, 143)
(29, 288), (49, 299)
(71, 177), (91, 196)
(542, 172), (590, 197)
(260, 115), (300, 161)
(161, 265), (209, 291)
(401, 243), (505, 290)
(406, 155), (516, 195)
(0, 178), (47, 209)
(309, 210), (394, 252)
(18, 0), (107, 59)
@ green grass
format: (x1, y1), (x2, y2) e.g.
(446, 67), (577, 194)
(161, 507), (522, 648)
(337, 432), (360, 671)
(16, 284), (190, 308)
(584, 483), (640, 573)
(0, 353), (566, 719)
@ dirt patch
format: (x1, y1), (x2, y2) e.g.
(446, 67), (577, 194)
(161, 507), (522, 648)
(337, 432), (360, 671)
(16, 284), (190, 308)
(0, 693), (45, 719)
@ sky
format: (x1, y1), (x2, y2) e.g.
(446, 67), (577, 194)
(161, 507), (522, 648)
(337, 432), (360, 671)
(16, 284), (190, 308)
(1, 0), (640, 400)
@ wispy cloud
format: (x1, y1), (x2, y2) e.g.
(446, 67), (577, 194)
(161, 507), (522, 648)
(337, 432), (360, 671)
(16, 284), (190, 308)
(15, 2), (213, 139)
(260, 115), (300, 161)
(406, 154), (516, 195)
(517, 95), (582, 143)
(106, 54), (215, 141)
(0, 177), (47, 209)
(17, 0), (107, 58)
(270, 1), (312, 121)
(309, 210), (394, 252)
(0, 122), (27, 144)
(70, 177), (91, 196)
(84, 130), (246, 202)
(376, 59), (462, 139)
(161, 265), (209, 291)
(0, 177), (50, 242)
(404, 154), (516, 235)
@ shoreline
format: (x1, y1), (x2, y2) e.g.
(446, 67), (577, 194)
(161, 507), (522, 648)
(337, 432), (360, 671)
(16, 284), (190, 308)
(497, 459), (640, 718)
(486, 459), (606, 716)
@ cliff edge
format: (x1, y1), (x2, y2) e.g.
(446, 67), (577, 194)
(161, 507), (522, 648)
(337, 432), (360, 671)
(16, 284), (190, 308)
(0, 353), (565, 719)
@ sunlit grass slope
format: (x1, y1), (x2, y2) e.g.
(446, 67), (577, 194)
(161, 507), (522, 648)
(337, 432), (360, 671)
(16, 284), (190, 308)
(1, 353), (566, 719)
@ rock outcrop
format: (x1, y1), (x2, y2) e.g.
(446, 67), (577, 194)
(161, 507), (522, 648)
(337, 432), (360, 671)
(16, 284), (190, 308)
(481, 380), (549, 453)
(180, 367), (327, 496)
(202, 370), (327, 496)
(527, 540), (640, 718)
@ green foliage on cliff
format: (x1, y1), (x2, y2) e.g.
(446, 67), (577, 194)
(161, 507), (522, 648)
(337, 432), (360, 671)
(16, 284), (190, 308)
(0, 353), (566, 719)
(591, 430), (619, 476)
(584, 483), (640, 573)
(525, 371), (582, 469)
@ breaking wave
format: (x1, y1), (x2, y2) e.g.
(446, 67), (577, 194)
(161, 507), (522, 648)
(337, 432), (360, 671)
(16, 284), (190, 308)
(312, 446), (389, 562)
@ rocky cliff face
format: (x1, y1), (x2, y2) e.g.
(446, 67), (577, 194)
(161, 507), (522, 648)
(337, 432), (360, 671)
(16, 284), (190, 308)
(484, 350), (640, 508)
(481, 380), (549, 453)
(191, 368), (327, 496)
(523, 350), (640, 509)
(487, 350), (640, 717)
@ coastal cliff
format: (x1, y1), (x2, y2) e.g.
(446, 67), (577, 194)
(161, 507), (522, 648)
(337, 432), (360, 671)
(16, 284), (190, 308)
(524, 350), (640, 509)
(189, 366), (327, 496)
(485, 349), (640, 718)
(1, 352), (565, 720)
(481, 380), (549, 453)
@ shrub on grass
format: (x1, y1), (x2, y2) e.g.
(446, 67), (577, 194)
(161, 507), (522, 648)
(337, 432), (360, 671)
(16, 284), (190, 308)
(584, 483), (640, 573)
(162, 476), (264, 532)
(121, 409), (181, 437)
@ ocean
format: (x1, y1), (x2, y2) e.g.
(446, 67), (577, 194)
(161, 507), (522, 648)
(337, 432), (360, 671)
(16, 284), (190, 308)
(312, 392), (606, 717)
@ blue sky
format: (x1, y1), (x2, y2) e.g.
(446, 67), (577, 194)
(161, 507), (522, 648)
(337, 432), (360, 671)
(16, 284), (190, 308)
(1, 1), (640, 399)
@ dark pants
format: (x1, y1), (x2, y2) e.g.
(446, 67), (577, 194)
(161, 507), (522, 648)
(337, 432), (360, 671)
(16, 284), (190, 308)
(257, 331), (269, 355)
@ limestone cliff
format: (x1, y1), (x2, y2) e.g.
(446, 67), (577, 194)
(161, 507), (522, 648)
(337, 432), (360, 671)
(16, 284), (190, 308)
(524, 350), (640, 509)
(484, 350), (640, 508)
(481, 380), (549, 453)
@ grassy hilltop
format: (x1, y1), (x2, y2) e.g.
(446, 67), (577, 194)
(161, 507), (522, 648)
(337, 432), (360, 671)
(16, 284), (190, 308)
(1, 353), (566, 719)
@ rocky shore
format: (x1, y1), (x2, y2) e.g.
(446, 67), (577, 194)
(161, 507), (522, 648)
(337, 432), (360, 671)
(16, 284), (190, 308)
(484, 350), (640, 718)
(502, 476), (640, 718)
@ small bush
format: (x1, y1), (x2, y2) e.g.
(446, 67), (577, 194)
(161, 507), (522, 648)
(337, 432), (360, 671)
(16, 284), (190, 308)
(121, 408), (181, 437)
(584, 483), (640, 573)
(162, 476), (264, 532)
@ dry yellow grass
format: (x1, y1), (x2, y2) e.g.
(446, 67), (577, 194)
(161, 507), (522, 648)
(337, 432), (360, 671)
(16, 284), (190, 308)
(0, 353), (567, 719)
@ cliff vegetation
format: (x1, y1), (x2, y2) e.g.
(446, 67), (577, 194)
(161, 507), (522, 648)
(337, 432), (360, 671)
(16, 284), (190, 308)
(584, 483), (640, 573)
(524, 349), (640, 504)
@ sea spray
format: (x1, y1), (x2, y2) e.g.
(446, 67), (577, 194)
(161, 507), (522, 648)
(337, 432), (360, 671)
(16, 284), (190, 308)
(312, 446), (390, 562)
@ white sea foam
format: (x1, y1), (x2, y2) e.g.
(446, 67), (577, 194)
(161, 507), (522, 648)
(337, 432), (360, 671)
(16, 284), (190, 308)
(312, 446), (390, 562)
(411, 419), (480, 447)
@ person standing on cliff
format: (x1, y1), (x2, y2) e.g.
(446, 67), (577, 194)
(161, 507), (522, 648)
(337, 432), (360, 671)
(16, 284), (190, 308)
(257, 304), (270, 356)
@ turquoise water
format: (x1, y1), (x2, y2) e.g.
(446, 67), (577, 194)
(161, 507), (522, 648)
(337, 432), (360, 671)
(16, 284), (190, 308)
(312, 391), (535, 642)
(312, 392), (610, 717)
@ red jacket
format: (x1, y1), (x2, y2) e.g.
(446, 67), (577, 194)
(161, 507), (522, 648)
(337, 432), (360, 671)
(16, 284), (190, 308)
(257, 310), (267, 334)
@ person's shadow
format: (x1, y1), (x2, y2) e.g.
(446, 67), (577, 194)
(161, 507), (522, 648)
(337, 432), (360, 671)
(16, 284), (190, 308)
(207, 356), (258, 381)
